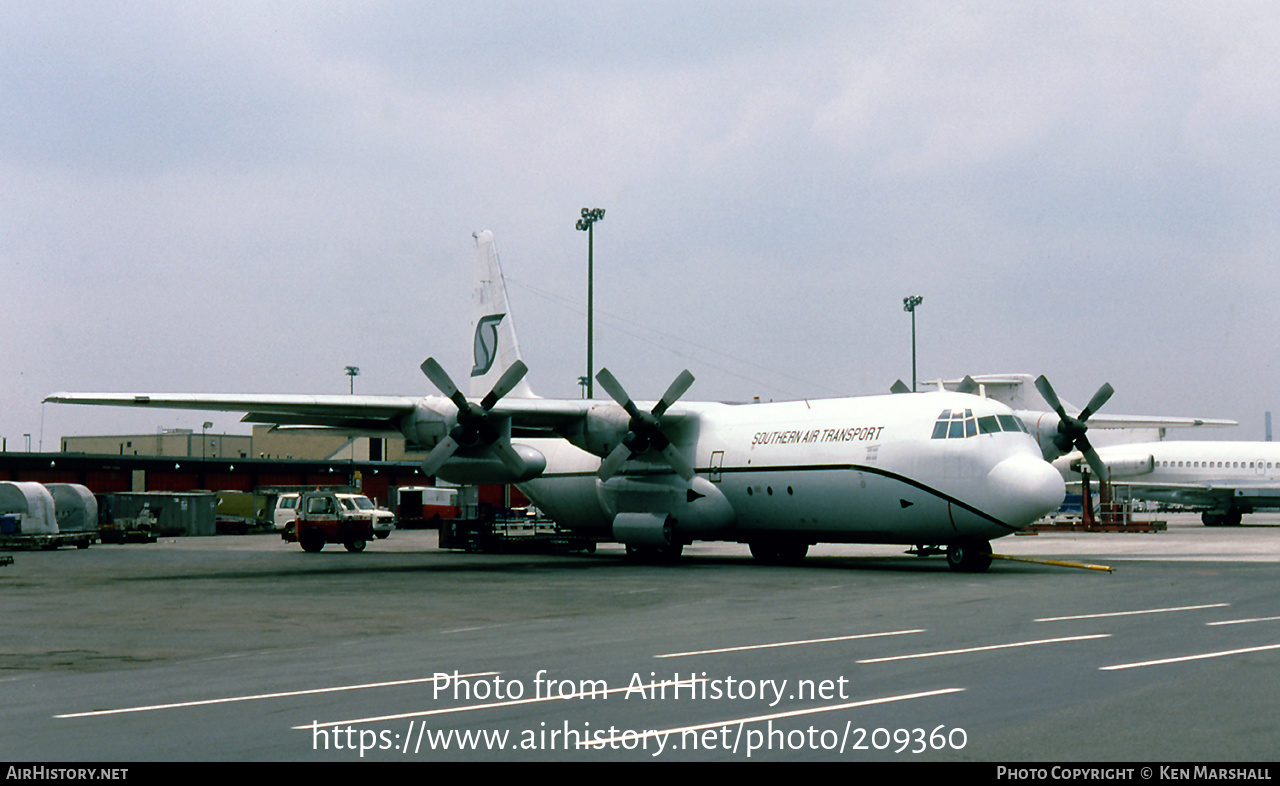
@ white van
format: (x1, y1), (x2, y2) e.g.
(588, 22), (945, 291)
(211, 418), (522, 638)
(336, 493), (396, 539)
(272, 492), (300, 531)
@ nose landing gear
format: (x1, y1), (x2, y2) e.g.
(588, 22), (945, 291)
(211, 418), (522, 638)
(946, 538), (993, 573)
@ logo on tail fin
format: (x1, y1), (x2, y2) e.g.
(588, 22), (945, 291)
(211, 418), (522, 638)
(471, 314), (505, 377)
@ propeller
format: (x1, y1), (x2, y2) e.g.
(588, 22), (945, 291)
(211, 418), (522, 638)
(419, 357), (529, 477)
(596, 368), (696, 481)
(1034, 375), (1114, 481)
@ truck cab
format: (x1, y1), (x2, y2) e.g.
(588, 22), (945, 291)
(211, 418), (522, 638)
(282, 490), (375, 553)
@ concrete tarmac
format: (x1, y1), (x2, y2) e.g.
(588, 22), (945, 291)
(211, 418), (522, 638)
(2, 514), (1278, 762)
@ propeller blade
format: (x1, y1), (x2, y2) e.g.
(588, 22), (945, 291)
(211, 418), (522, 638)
(1034, 375), (1068, 418)
(421, 358), (469, 411)
(955, 375), (980, 395)
(598, 444), (633, 481)
(420, 434), (461, 476)
(890, 379), (911, 394)
(489, 437), (529, 477)
(595, 368), (632, 409)
(1079, 382), (1115, 422)
(1079, 438), (1110, 482)
(480, 360), (529, 410)
(653, 370), (695, 418)
(659, 443), (696, 481)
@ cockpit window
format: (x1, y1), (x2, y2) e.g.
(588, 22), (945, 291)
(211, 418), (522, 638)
(997, 414), (1028, 433)
(934, 409), (1026, 439)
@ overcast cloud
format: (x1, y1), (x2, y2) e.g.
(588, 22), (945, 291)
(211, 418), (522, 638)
(4, 1), (1279, 447)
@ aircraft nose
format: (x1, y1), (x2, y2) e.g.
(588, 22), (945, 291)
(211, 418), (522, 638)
(986, 454), (1066, 528)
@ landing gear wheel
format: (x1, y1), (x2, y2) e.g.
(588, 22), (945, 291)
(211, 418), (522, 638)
(946, 538), (992, 573)
(344, 538), (367, 553)
(1202, 510), (1242, 527)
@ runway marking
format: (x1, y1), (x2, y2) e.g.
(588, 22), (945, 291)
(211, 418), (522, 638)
(296, 677), (704, 729)
(856, 634), (1111, 664)
(1035, 603), (1229, 622)
(1207, 615), (1280, 626)
(55, 672), (498, 719)
(1100, 643), (1280, 671)
(654, 629), (926, 659)
(580, 687), (966, 749)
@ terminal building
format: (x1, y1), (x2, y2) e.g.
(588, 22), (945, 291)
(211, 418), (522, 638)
(5, 427), (432, 507)
(2, 426), (527, 529)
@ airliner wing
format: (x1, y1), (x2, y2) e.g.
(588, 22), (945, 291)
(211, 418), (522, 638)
(44, 392), (419, 434)
(1084, 414), (1238, 430)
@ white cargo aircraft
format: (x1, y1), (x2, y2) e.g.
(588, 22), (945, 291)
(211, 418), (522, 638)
(1055, 442), (1280, 527)
(47, 231), (1066, 572)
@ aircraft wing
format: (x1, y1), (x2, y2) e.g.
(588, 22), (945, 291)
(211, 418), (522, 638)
(42, 390), (695, 438)
(489, 397), (598, 435)
(43, 392), (420, 435)
(1083, 414), (1238, 430)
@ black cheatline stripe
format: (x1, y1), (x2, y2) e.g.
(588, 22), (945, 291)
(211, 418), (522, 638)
(532, 463), (1018, 532)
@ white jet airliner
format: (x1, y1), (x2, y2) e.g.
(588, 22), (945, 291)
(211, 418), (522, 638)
(1055, 442), (1280, 527)
(47, 231), (1065, 572)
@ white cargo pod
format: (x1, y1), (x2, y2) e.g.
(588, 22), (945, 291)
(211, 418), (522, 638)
(0, 481), (58, 535)
(47, 484), (99, 533)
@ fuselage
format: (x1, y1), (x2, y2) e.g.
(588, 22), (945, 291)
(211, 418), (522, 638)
(518, 390), (1064, 547)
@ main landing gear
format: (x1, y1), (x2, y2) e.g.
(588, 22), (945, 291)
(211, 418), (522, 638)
(1202, 509), (1243, 527)
(945, 538), (993, 573)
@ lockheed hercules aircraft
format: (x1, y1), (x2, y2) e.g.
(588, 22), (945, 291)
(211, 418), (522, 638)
(48, 231), (1066, 571)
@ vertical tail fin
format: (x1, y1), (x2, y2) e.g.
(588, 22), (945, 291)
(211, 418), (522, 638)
(470, 231), (536, 399)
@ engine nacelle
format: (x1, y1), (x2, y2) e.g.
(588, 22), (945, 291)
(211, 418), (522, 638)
(602, 476), (736, 544)
(1072, 453), (1153, 478)
(1019, 410), (1070, 461)
(613, 512), (672, 546)
(561, 405), (630, 457)
(1106, 454), (1155, 478)
(400, 399), (451, 450)
(434, 444), (548, 484)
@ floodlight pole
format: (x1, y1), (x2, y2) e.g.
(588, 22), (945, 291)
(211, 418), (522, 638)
(345, 365), (360, 395)
(576, 208), (605, 399)
(903, 295), (923, 392)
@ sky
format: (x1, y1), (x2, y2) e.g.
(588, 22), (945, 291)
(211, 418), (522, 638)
(4, 1), (1280, 449)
